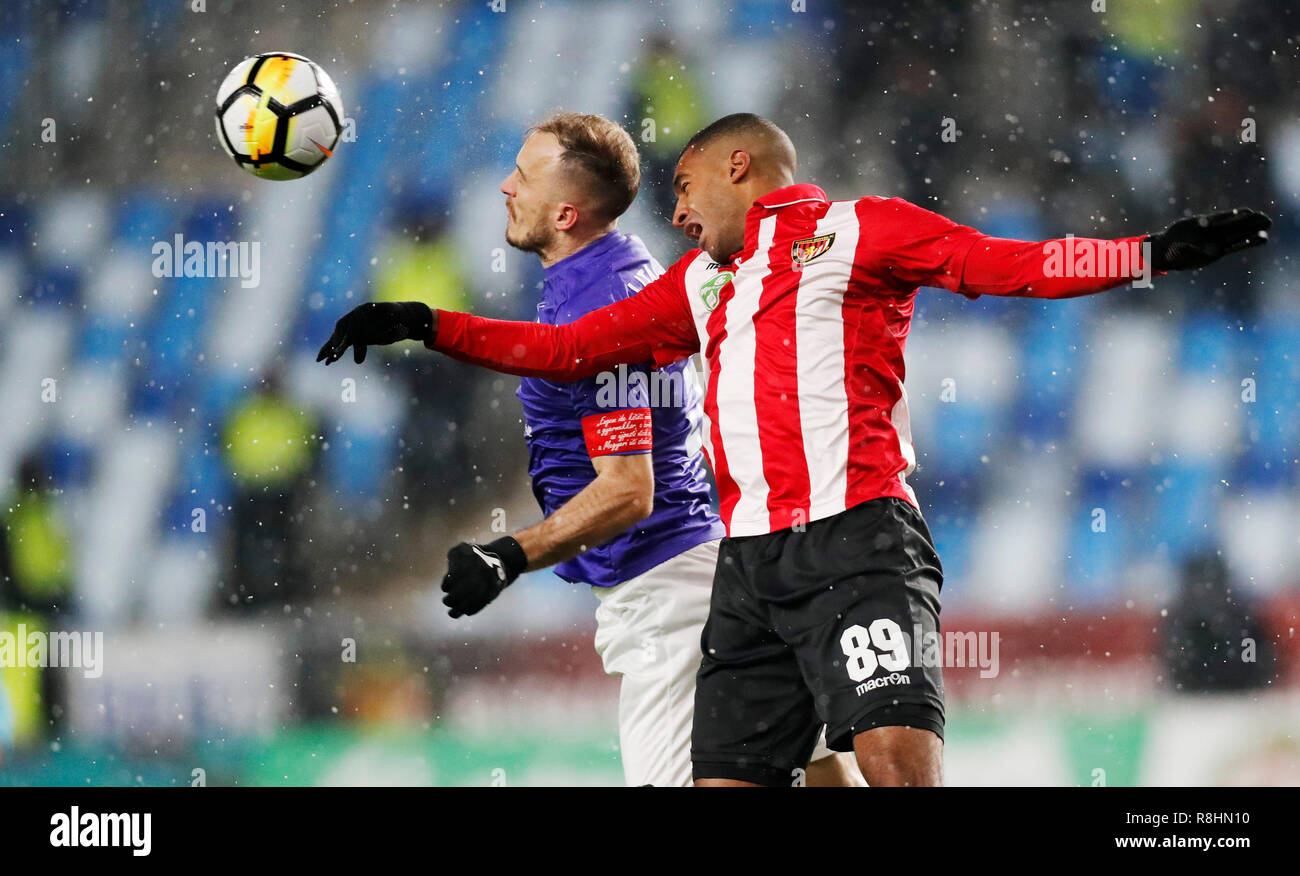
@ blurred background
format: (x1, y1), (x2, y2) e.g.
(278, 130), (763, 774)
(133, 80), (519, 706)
(0, 0), (1297, 785)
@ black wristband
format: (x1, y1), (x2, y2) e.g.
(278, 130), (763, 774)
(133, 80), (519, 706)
(487, 536), (528, 582)
(1145, 233), (1171, 273)
(397, 301), (435, 343)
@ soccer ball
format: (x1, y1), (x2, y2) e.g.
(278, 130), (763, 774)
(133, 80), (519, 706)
(214, 52), (343, 181)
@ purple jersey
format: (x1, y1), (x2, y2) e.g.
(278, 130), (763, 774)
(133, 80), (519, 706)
(517, 231), (723, 588)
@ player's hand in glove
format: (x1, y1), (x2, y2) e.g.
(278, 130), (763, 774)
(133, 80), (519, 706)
(441, 536), (529, 618)
(316, 301), (435, 365)
(1147, 208), (1272, 272)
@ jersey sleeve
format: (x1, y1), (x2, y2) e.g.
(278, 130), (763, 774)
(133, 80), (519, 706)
(957, 233), (1150, 299)
(428, 253), (700, 380)
(858, 196), (1149, 300)
(568, 363), (654, 458)
(857, 197), (985, 295)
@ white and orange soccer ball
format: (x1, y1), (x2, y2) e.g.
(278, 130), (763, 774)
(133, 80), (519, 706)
(214, 51), (343, 181)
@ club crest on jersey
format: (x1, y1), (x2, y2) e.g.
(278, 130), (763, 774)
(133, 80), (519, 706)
(791, 232), (835, 270)
(697, 271), (732, 311)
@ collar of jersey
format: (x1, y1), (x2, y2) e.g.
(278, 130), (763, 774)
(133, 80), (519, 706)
(751, 183), (829, 213)
(541, 230), (623, 305)
(724, 184), (830, 264)
(544, 229), (622, 278)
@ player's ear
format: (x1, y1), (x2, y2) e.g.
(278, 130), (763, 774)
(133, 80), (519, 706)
(727, 149), (751, 183)
(555, 202), (580, 232)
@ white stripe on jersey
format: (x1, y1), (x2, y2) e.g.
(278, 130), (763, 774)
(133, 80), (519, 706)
(682, 256), (719, 471)
(715, 214), (778, 528)
(682, 255), (717, 342)
(795, 200), (858, 520)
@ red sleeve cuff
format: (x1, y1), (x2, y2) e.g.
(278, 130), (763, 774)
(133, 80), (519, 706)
(426, 309), (457, 351)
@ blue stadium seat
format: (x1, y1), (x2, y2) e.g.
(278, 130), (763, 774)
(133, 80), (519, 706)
(1013, 302), (1088, 441)
(1067, 467), (1137, 605)
(163, 435), (232, 537)
(132, 201), (234, 417)
(324, 425), (393, 504)
(1148, 458), (1221, 561)
(923, 499), (974, 605)
(0, 4), (32, 142)
(1095, 45), (1166, 117)
(1180, 313), (1236, 375)
(114, 193), (173, 249)
(0, 200), (32, 253)
(78, 315), (127, 364)
(922, 397), (997, 485)
(28, 265), (79, 310)
(1235, 319), (1300, 487)
(40, 434), (94, 490)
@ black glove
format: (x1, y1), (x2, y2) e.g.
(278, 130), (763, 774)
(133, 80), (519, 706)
(441, 536), (528, 618)
(1147, 208), (1272, 272)
(315, 301), (434, 365)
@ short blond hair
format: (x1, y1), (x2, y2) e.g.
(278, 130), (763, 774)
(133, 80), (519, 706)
(529, 112), (641, 223)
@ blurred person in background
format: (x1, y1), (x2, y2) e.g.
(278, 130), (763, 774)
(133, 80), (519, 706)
(1165, 550), (1274, 693)
(829, 5), (974, 201)
(0, 509), (16, 762)
(0, 675), (11, 764)
(0, 455), (74, 748)
(373, 200), (471, 317)
(0, 455), (73, 618)
(319, 111), (862, 787)
(372, 198), (477, 490)
(629, 34), (709, 238)
(219, 373), (318, 613)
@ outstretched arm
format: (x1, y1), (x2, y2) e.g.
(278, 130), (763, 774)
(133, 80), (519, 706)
(858, 197), (1271, 300)
(429, 268), (698, 378)
(317, 256), (700, 378)
(957, 234), (1149, 299)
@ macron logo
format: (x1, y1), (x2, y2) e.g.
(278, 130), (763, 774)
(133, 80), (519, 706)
(471, 546), (507, 582)
(50, 806), (151, 857)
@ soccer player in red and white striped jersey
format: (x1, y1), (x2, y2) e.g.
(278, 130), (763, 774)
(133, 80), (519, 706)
(323, 113), (1269, 786)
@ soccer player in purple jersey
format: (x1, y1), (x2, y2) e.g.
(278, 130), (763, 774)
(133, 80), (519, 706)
(320, 112), (860, 786)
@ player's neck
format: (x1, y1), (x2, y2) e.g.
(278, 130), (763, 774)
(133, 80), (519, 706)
(539, 223), (617, 268)
(745, 172), (797, 206)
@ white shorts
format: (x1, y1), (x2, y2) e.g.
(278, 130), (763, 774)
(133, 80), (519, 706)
(592, 538), (834, 786)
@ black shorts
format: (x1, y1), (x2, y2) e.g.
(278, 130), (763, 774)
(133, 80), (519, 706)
(691, 496), (945, 786)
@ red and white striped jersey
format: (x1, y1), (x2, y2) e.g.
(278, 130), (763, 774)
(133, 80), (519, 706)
(433, 184), (1145, 537)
